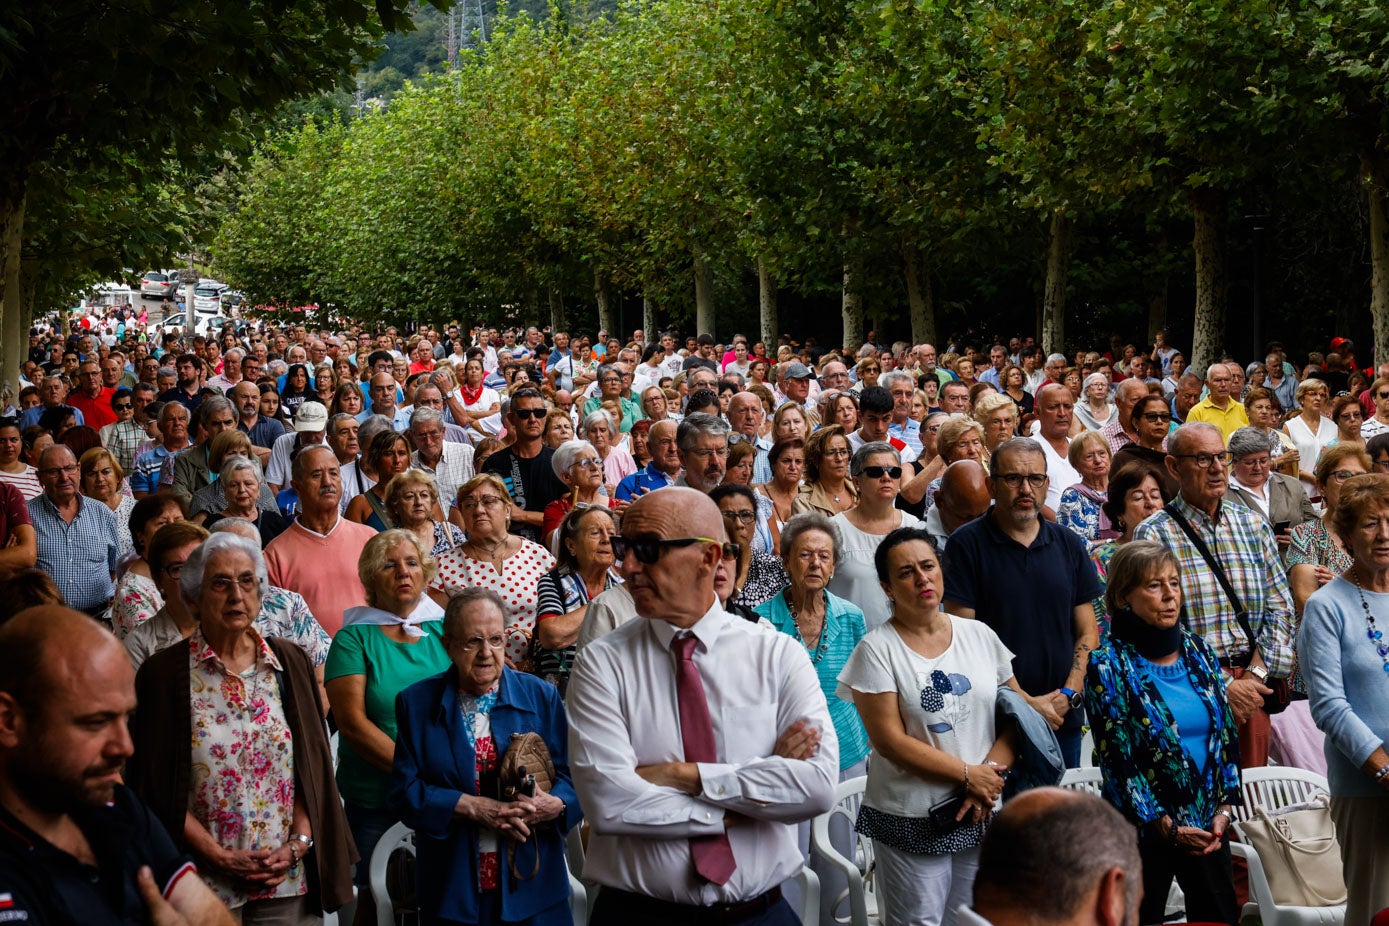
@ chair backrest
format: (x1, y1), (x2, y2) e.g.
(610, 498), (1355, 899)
(812, 776), (878, 925)
(368, 821), (415, 926)
(1234, 767), (1331, 823)
(1058, 767), (1103, 796)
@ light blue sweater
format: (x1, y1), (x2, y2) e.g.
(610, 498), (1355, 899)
(1300, 576), (1389, 797)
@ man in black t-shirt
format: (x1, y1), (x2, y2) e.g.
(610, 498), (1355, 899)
(481, 388), (567, 543)
(0, 606), (233, 925)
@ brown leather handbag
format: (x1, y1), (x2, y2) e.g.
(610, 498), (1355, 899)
(499, 732), (557, 880)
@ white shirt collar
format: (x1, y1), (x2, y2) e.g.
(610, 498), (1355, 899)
(645, 596), (728, 653)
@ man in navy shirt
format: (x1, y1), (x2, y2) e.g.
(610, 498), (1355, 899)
(0, 606), (233, 924)
(942, 437), (1102, 768)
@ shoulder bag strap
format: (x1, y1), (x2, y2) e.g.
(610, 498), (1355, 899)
(1164, 503), (1258, 650)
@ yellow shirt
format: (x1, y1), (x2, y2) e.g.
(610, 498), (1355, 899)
(1186, 396), (1250, 442)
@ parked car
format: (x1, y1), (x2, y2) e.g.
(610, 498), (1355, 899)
(139, 271), (178, 299)
(161, 311), (228, 337)
(192, 284), (226, 313)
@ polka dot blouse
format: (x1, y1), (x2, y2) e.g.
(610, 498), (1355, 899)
(430, 539), (557, 665)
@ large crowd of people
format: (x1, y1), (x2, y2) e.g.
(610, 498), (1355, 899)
(1, 310), (1388, 926)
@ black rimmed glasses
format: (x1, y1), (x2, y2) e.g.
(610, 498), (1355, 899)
(862, 465), (902, 479)
(1140, 412), (1172, 423)
(720, 509), (757, 525)
(993, 472), (1047, 489)
(1172, 451), (1232, 469)
(612, 535), (732, 564)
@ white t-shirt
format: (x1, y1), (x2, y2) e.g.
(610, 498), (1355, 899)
(836, 618), (1014, 816)
(1032, 431), (1078, 512)
(828, 511), (924, 631)
(458, 386), (501, 416)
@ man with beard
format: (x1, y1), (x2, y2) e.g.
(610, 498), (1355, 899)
(157, 354), (205, 412)
(0, 606), (235, 923)
(942, 437), (1102, 769)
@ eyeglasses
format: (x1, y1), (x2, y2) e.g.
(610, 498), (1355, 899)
(1328, 470), (1364, 484)
(1173, 451), (1232, 469)
(454, 634), (506, 652)
(993, 473), (1047, 489)
(38, 463), (80, 477)
(611, 535), (725, 564)
(570, 457), (604, 471)
(461, 495), (506, 510)
(162, 562), (186, 578)
(721, 509), (756, 524)
(512, 407), (546, 420)
(112, 402), (133, 411)
(861, 465), (902, 479)
(822, 448), (850, 459)
(1140, 412), (1172, 423)
(207, 574), (259, 594)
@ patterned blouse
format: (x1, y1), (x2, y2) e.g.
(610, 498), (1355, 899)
(1058, 485), (1116, 545)
(1084, 629), (1242, 837)
(1282, 516), (1350, 694)
(458, 685), (501, 890)
(534, 566), (623, 695)
(112, 570), (162, 640)
(735, 552), (789, 609)
(431, 540), (557, 665)
(1088, 540), (1119, 641)
(187, 627), (305, 907)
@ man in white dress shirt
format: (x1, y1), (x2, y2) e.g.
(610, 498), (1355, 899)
(567, 488), (838, 925)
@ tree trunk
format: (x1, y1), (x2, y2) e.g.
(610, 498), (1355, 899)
(901, 234), (935, 346)
(524, 287), (541, 327)
(593, 268), (615, 337)
(642, 295), (657, 342)
(693, 247), (715, 336)
(1042, 210), (1072, 357)
(0, 178), (27, 388)
(1189, 188), (1228, 374)
(548, 286), (565, 333)
(757, 257), (777, 348)
(1146, 279), (1168, 343)
(1364, 150), (1389, 368)
(842, 257), (864, 351)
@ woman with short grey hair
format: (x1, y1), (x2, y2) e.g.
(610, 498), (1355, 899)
(202, 455), (287, 547)
(1225, 425), (1315, 549)
(1075, 372), (1118, 431)
(830, 441), (923, 629)
(581, 407), (636, 491)
(131, 530), (355, 920)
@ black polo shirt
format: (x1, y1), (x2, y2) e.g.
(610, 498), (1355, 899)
(483, 445), (567, 543)
(0, 785), (194, 925)
(943, 511), (1102, 731)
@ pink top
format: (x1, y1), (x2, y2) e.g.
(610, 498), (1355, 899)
(263, 516), (376, 636)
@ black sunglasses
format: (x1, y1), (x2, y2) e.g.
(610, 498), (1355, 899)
(612, 535), (729, 564)
(862, 465), (902, 479)
(512, 407), (547, 420)
(112, 402), (133, 410)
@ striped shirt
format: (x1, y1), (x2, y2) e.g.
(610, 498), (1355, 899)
(1133, 495), (1295, 677)
(130, 444), (177, 495)
(0, 464), (42, 502)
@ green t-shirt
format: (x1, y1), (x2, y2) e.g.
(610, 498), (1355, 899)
(324, 620), (450, 809)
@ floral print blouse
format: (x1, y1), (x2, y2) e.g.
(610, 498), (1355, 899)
(1083, 629), (1242, 837)
(187, 627), (305, 908)
(111, 570), (162, 640)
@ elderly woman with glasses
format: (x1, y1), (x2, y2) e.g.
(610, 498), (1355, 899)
(534, 505), (622, 695)
(541, 438), (620, 548)
(794, 424), (857, 517)
(123, 520), (210, 671)
(111, 493), (187, 639)
(326, 529), (450, 906)
(430, 474), (557, 669)
(580, 408), (636, 494)
(1056, 431), (1115, 545)
(79, 446), (135, 555)
(129, 533), (355, 922)
(711, 483), (789, 608)
(829, 441), (925, 630)
(391, 588), (581, 926)
(1224, 427), (1315, 554)
(1243, 387), (1300, 478)
(201, 456), (288, 548)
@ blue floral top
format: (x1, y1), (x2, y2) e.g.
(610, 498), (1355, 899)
(1083, 628), (1242, 837)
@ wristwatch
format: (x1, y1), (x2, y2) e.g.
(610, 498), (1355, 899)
(1248, 666), (1269, 685)
(1059, 687), (1084, 710)
(288, 834), (314, 860)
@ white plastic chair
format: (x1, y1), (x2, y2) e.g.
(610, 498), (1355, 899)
(810, 776), (880, 926)
(1058, 766), (1103, 796)
(368, 821), (588, 926)
(1229, 767), (1345, 926)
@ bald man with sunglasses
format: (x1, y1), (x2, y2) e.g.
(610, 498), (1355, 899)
(568, 488), (837, 926)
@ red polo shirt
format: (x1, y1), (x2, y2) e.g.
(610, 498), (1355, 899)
(68, 387), (117, 429)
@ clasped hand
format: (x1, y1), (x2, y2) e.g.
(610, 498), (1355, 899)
(462, 789), (565, 842)
(215, 843), (296, 889)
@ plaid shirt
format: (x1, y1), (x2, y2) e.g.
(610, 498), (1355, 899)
(410, 440), (475, 510)
(27, 493), (120, 610)
(1133, 494), (1295, 677)
(99, 418), (148, 474)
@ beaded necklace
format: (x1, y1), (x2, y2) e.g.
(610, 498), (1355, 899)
(1347, 567), (1389, 674)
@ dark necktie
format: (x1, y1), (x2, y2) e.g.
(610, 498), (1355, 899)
(672, 632), (737, 885)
